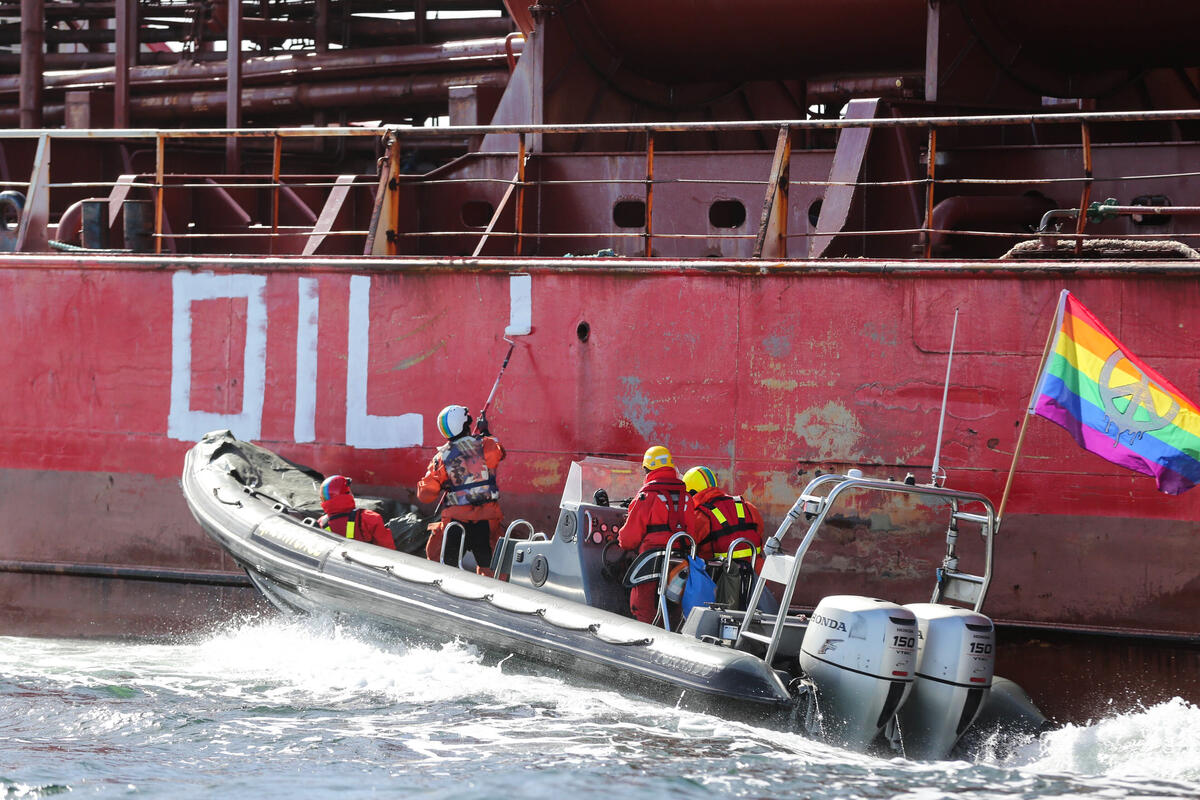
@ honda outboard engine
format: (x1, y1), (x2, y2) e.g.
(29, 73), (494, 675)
(896, 603), (995, 760)
(798, 595), (917, 750)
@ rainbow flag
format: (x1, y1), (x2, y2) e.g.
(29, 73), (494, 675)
(1031, 290), (1200, 495)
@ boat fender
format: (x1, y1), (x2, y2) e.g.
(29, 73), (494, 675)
(591, 625), (654, 647)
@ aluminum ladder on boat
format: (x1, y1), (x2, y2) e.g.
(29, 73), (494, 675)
(736, 471), (998, 667)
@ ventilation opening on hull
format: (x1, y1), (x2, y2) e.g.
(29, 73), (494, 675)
(709, 199), (746, 229)
(461, 201), (495, 228)
(613, 200), (646, 229)
(808, 199), (823, 228)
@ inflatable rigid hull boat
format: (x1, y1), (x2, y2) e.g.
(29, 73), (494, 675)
(182, 430), (1047, 758)
(182, 431), (797, 723)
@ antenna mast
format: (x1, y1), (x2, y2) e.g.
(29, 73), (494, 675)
(930, 308), (959, 486)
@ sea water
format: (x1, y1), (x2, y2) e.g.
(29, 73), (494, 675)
(3, 617), (1200, 799)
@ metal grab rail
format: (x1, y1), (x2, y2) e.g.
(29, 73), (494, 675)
(720, 536), (759, 574)
(709, 535), (760, 611)
(490, 518), (545, 578)
(438, 520), (469, 571)
(737, 472), (997, 667)
(655, 531), (697, 632)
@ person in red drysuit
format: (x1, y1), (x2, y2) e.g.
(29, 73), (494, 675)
(683, 465), (765, 572)
(417, 404), (506, 576)
(318, 475), (396, 550)
(617, 445), (694, 623)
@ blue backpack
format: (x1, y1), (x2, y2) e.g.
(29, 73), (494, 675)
(680, 555), (717, 619)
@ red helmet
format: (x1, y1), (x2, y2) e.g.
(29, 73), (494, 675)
(320, 474), (353, 502)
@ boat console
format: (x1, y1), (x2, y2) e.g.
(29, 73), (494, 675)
(495, 457), (641, 614)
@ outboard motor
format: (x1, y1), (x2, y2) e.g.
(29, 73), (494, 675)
(799, 595), (917, 750)
(896, 603), (995, 760)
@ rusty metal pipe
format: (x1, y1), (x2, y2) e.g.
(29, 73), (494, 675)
(0, 51), (225, 70)
(0, 38), (521, 98)
(929, 194), (1058, 254)
(1088, 204), (1200, 216)
(132, 69), (510, 120)
(18, 0), (44, 128)
(0, 24), (180, 46)
(0, 13), (510, 46)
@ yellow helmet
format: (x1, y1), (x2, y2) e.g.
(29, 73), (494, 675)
(683, 466), (717, 494)
(642, 445), (674, 470)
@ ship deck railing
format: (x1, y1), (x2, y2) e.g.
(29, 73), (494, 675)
(4, 107), (1200, 260)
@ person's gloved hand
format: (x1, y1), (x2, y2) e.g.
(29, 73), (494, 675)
(475, 413), (490, 436)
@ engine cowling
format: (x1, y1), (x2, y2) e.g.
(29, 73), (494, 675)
(896, 603), (995, 760)
(798, 595), (917, 750)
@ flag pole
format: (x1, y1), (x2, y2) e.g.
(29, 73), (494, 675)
(996, 293), (1065, 528)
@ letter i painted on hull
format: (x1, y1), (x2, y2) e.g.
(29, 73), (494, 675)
(506, 273), (532, 335)
(345, 275), (423, 449)
(168, 272), (268, 442)
(294, 277), (319, 443)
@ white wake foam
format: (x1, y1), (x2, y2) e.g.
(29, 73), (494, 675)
(1022, 697), (1200, 783)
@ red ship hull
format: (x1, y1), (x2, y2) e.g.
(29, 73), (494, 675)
(3, 253), (1198, 644)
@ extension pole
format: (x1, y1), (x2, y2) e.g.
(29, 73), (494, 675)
(997, 299), (1063, 528)
(476, 336), (516, 430)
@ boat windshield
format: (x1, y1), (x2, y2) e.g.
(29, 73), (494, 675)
(560, 457), (645, 508)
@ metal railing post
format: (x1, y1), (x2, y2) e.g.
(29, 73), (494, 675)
(270, 133), (282, 254)
(645, 131), (655, 257)
(154, 132), (164, 254)
(1074, 121), (1093, 256)
(923, 126), (937, 259)
(515, 132), (526, 256)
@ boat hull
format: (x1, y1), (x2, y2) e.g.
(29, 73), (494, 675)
(181, 431), (797, 722)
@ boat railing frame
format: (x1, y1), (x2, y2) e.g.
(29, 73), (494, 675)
(737, 472), (997, 667)
(718, 536), (759, 574)
(6, 107), (1200, 258)
(491, 518), (545, 576)
(655, 531), (697, 632)
(439, 520), (469, 571)
(714, 536), (759, 611)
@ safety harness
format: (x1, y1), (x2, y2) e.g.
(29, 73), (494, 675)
(321, 509), (362, 539)
(640, 480), (690, 536)
(697, 495), (761, 559)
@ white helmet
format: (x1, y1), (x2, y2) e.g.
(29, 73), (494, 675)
(436, 404), (471, 439)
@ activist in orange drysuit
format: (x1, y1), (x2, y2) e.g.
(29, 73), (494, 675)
(318, 475), (396, 550)
(683, 466), (765, 572)
(417, 404), (506, 575)
(617, 446), (693, 623)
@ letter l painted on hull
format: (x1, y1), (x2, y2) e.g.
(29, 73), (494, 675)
(345, 275), (422, 448)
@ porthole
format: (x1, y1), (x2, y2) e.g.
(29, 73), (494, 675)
(709, 199), (746, 228)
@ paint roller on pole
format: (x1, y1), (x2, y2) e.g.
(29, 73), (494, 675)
(474, 273), (531, 436)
